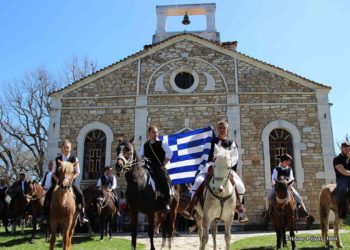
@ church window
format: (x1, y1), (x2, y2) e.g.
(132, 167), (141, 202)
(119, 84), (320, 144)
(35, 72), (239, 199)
(269, 129), (294, 174)
(83, 129), (106, 180)
(174, 72), (194, 90)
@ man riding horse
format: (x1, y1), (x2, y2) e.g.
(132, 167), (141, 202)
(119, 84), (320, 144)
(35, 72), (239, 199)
(38, 140), (88, 224)
(266, 153), (314, 227)
(96, 166), (120, 211)
(8, 172), (28, 210)
(187, 120), (249, 223)
(139, 126), (173, 213)
(333, 142), (350, 219)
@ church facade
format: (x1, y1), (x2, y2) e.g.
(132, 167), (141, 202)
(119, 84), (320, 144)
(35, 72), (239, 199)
(47, 3), (335, 223)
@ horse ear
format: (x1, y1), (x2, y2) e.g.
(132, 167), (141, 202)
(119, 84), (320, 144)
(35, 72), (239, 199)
(57, 159), (62, 166)
(287, 180), (294, 186)
(129, 137), (134, 143)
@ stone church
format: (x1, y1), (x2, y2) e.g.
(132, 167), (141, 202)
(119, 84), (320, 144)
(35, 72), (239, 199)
(47, 3), (335, 223)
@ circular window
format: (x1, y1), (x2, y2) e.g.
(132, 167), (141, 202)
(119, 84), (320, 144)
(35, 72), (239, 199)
(170, 69), (199, 93)
(174, 72), (194, 90)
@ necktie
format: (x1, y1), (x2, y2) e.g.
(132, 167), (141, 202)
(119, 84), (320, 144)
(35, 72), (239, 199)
(42, 171), (49, 186)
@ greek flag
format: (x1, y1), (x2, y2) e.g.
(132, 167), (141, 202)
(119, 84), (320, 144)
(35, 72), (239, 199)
(160, 126), (214, 185)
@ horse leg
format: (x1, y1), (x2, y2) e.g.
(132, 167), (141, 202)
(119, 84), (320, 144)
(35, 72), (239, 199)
(195, 212), (203, 249)
(109, 216), (112, 239)
(276, 229), (282, 250)
(30, 219), (37, 243)
(49, 220), (58, 250)
(282, 228), (287, 247)
(334, 214), (343, 248)
(200, 215), (210, 250)
(130, 211), (138, 250)
(290, 229), (296, 250)
(211, 220), (218, 250)
(147, 212), (155, 250)
(224, 217), (233, 250)
(320, 202), (331, 247)
(161, 212), (166, 249)
(68, 213), (79, 250)
(100, 217), (104, 240)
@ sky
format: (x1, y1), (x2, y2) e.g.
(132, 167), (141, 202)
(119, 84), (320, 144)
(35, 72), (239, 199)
(0, 0), (349, 153)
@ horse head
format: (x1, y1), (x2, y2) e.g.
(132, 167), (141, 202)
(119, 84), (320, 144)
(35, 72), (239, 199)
(6, 182), (21, 197)
(210, 144), (236, 194)
(274, 177), (293, 205)
(95, 188), (105, 214)
(115, 138), (137, 174)
(57, 160), (75, 192)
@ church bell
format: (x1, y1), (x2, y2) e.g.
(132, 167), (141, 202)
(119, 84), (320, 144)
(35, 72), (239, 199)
(182, 12), (190, 25)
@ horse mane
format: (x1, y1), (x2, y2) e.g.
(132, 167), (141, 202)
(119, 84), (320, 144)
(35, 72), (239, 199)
(60, 161), (74, 175)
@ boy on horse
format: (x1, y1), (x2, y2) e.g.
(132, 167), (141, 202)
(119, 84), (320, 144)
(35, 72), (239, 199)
(333, 142), (350, 219)
(266, 153), (314, 226)
(96, 166), (119, 210)
(39, 160), (53, 191)
(188, 120), (249, 223)
(38, 140), (89, 224)
(139, 126), (173, 213)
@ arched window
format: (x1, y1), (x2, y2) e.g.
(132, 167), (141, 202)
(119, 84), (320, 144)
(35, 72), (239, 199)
(83, 130), (106, 180)
(269, 129), (294, 174)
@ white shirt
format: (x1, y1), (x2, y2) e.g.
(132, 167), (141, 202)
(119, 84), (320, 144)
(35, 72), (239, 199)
(139, 138), (173, 161)
(96, 175), (117, 190)
(40, 171), (52, 190)
(52, 154), (80, 175)
(271, 164), (294, 185)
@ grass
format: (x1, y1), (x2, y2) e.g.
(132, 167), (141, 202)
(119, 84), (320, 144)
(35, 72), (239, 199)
(0, 228), (145, 250)
(231, 233), (350, 250)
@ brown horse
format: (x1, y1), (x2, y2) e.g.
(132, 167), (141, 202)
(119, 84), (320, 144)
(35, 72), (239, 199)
(270, 178), (296, 250)
(116, 139), (174, 250)
(96, 187), (118, 240)
(0, 186), (9, 233)
(319, 183), (345, 248)
(24, 181), (45, 243)
(49, 161), (79, 250)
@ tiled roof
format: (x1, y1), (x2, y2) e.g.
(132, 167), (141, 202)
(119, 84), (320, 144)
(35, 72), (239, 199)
(50, 33), (329, 95)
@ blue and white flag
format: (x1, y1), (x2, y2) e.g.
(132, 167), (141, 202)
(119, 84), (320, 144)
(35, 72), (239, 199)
(160, 126), (214, 185)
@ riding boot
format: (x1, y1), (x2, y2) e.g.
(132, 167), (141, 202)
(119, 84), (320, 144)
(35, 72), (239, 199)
(78, 204), (89, 224)
(235, 191), (248, 224)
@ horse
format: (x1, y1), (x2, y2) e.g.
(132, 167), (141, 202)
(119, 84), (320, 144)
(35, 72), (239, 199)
(319, 183), (347, 248)
(82, 185), (99, 235)
(270, 178), (296, 250)
(0, 187), (9, 233)
(24, 181), (45, 243)
(49, 160), (79, 250)
(115, 139), (174, 250)
(95, 187), (118, 240)
(193, 145), (236, 250)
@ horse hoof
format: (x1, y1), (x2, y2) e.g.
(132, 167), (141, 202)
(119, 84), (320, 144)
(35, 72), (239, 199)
(30, 239), (35, 244)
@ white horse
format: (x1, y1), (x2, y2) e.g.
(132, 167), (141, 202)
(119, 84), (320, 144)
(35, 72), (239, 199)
(194, 145), (237, 250)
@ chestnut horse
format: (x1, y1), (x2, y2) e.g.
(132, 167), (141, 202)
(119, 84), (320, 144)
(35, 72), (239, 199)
(270, 178), (296, 250)
(24, 181), (45, 243)
(116, 139), (174, 250)
(49, 161), (79, 250)
(319, 183), (346, 248)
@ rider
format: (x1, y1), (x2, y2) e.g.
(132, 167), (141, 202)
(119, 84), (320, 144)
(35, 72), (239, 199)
(9, 172), (28, 211)
(333, 142), (350, 219)
(139, 125), (173, 213)
(40, 160), (53, 191)
(188, 120), (249, 223)
(38, 140), (88, 224)
(266, 153), (314, 226)
(96, 166), (120, 211)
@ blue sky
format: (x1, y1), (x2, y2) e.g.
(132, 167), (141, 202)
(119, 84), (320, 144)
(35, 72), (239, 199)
(1, 0), (349, 152)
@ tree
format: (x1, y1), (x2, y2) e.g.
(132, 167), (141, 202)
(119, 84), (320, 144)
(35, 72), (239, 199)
(0, 68), (57, 178)
(61, 55), (97, 85)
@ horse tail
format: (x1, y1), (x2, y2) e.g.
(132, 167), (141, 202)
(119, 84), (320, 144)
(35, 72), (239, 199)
(319, 186), (331, 240)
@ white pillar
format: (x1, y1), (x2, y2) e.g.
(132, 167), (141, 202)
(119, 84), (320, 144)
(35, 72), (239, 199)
(206, 7), (216, 31)
(316, 89), (335, 184)
(45, 98), (62, 170)
(156, 8), (167, 34)
(134, 96), (148, 152)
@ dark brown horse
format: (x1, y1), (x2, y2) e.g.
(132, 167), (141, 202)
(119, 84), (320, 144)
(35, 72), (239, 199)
(24, 181), (45, 243)
(319, 183), (346, 248)
(270, 178), (297, 250)
(116, 139), (173, 250)
(49, 161), (79, 250)
(96, 187), (118, 240)
(0, 186), (9, 233)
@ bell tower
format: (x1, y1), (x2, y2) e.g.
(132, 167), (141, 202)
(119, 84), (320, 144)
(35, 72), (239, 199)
(152, 3), (220, 44)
